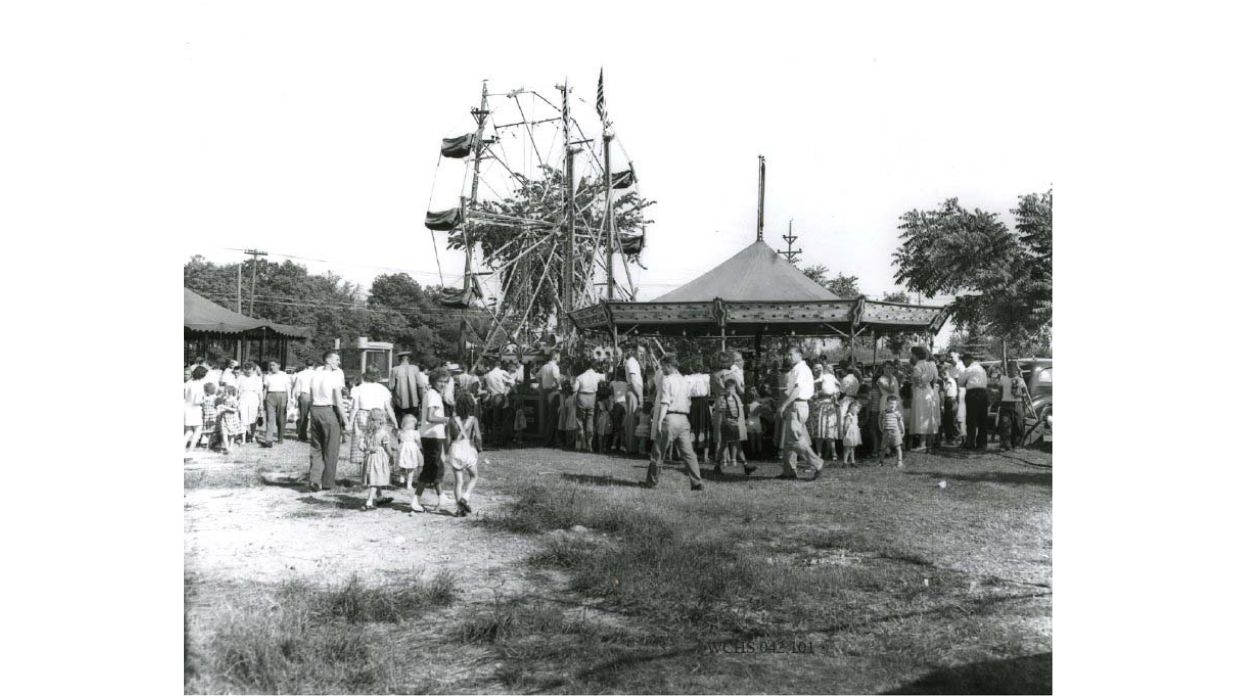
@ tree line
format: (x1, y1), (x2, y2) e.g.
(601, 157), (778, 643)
(184, 256), (486, 367)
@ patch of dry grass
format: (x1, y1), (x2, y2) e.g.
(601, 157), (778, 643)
(185, 572), (458, 694)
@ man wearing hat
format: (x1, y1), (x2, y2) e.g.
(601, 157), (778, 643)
(389, 351), (422, 427)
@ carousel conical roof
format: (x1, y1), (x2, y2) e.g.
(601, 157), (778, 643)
(653, 240), (840, 302)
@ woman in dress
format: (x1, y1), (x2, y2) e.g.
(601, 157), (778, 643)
(349, 368), (398, 470)
(237, 362), (264, 444)
(810, 362), (842, 460)
(908, 346), (940, 452)
(183, 366), (208, 455)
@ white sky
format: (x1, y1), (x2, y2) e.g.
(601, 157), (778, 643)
(181, 1), (1055, 307)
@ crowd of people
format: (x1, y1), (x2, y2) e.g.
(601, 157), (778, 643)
(183, 342), (1031, 505)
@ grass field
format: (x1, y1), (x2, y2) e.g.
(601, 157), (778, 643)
(184, 440), (1051, 694)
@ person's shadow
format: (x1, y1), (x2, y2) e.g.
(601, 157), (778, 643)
(883, 652), (1051, 694)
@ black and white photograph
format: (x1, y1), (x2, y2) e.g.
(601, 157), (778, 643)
(176, 3), (1053, 693)
(24, 2), (1236, 695)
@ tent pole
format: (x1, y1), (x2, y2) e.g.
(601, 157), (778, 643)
(753, 327), (763, 375)
(720, 324), (726, 353)
(872, 332), (878, 366)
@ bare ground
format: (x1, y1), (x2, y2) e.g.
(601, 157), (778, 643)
(184, 437), (1051, 694)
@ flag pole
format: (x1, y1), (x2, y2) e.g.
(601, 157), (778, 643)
(756, 155), (766, 242)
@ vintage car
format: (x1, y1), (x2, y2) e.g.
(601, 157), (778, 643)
(980, 358), (1052, 445)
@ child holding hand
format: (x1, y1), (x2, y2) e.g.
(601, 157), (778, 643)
(447, 393), (483, 517)
(397, 414), (422, 490)
(361, 409), (397, 511)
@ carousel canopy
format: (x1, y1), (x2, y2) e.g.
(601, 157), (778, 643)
(654, 240), (839, 302)
(184, 288), (310, 338)
(570, 239), (946, 338)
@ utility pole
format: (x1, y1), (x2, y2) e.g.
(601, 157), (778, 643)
(463, 81), (489, 359)
(557, 80), (577, 343)
(235, 260), (243, 360)
(779, 219), (801, 264)
(244, 249), (267, 315)
(603, 131), (614, 301)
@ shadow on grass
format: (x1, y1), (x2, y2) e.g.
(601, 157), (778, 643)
(883, 652), (1051, 694)
(560, 473), (644, 488)
(996, 451), (1053, 469)
(902, 470), (1052, 487)
(565, 592), (1052, 691)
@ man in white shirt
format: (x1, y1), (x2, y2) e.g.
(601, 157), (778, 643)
(307, 351), (348, 491)
(779, 346), (825, 480)
(484, 360), (516, 446)
(261, 360), (292, 446)
(574, 361), (605, 453)
(538, 351), (562, 444)
(646, 353), (702, 490)
(959, 354), (989, 450)
(623, 344), (643, 454)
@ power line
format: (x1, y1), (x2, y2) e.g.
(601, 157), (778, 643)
(210, 247), (466, 281)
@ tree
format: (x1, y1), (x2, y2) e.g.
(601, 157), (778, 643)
(365, 272), (488, 364)
(448, 166), (656, 332)
(184, 256), (367, 364)
(801, 264), (829, 286)
(892, 190), (1052, 351)
(825, 274), (861, 299)
(800, 264), (862, 298)
(881, 290), (910, 303)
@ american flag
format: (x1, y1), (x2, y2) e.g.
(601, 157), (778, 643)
(596, 68), (610, 128)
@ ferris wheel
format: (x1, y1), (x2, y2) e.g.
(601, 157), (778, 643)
(424, 76), (651, 355)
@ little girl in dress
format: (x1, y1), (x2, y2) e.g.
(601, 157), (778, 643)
(397, 415), (423, 490)
(559, 379), (579, 450)
(447, 392), (483, 517)
(361, 409), (397, 511)
(633, 402), (652, 456)
(841, 399), (862, 467)
(200, 382), (219, 449)
(217, 385), (242, 454)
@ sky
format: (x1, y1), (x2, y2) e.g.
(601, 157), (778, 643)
(180, 1), (1055, 311)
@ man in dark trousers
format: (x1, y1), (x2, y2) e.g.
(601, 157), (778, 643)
(260, 360), (291, 447)
(389, 352), (421, 427)
(959, 354), (990, 450)
(293, 359), (317, 440)
(307, 350), (349, 491)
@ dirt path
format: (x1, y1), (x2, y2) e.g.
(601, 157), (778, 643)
(183, 441), (538, 600)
